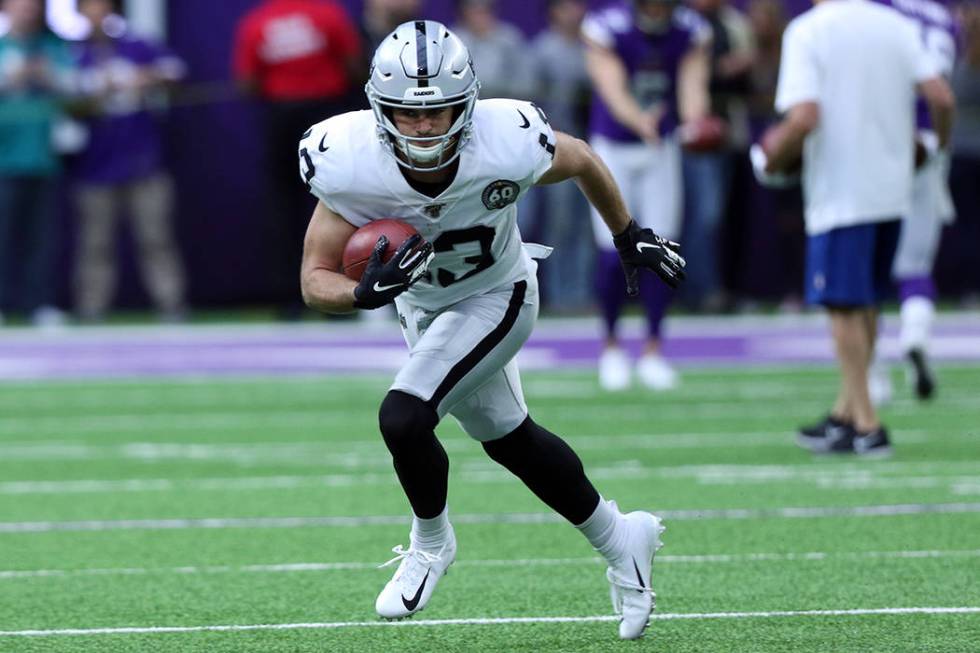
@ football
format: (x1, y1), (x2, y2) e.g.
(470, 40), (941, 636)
(342, 218), (419, 282)
(678, 115), (727, 153)
(760, 123), (803, 174)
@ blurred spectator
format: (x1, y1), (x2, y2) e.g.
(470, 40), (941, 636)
(683, 0), (754, 312)
(582, 0), (711, 391)
(71, 0), (188, 323)
(529, 0), (593, 310)
(950, 2), (980, 299)
(233, 0), (361, 319)
(743, 0), (805, 309)
(0, 0), (73, 328)
(452, 0), (533, 99)
(360, 0), (421, 54)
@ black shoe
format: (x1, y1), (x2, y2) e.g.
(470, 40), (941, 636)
(907, 348), (936, 401)
(853, 426), (893, 458)
(797, 415), (855, 453)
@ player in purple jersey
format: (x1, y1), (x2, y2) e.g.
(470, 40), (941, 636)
(583, 0), (711, 391)
(871, 0), (959, 401)
(70, 0), (188, 322)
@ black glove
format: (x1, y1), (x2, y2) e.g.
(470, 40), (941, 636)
(353, 234), (434, 310)
(613, 219), (686, 295)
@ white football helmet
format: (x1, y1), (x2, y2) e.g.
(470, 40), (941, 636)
(366, 20), (480, 171)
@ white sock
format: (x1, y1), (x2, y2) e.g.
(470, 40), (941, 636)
(900, 296), (934, 353)
(576, 497), (623, 559)
(411, 506), (451, 550)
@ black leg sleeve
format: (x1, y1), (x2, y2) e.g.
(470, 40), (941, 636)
(378, 390), (447, 519)
(483, 416), (600, 524)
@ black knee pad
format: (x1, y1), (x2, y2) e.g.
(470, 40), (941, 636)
(378, 390), (439, 456)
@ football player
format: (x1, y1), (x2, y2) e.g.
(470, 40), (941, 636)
(298, 21), (686, 640)
(582, 0), (711, 391)
(876, 0), (960, 401)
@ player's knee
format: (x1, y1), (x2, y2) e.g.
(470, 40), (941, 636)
(378, 390), (438, 454)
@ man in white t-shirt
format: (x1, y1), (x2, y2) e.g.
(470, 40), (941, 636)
(753, 0), (954, 456)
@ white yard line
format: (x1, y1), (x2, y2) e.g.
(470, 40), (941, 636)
(2, 502), (979, 533)
(2, 607), (978, 637)
(0, 396), (976, 435)
(3, 466), (980, 496)
(2, 549), (978, 581)
(1, 428), (972, 465)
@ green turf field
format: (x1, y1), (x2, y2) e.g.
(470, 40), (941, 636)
(1, 366), (978, 652)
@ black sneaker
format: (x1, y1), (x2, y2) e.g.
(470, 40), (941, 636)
(797, 415), (855, 453)
(853, 426), (893, 458)
(907, 348), (936, 401)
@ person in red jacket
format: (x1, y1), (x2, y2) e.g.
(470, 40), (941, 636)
(233, 0), (362, 319)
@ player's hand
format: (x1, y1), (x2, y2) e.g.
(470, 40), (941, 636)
(352, 234), (434, 310)
(613, 220), (686, 294)
(914, 130), (940, 170)
(749, 144), (799, 189)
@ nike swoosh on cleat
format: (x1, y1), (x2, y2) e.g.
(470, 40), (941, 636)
(373, 281), (405, 293)
(401, 570), (430, 611)
(632, 557), (646, 594)
(516, 109), (530, 129)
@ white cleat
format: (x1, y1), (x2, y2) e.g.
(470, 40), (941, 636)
(375, 528), (456, 620)
(606, 510), (665, 640)
(599, 347), (632, 391)
(636, 354), (678, 390)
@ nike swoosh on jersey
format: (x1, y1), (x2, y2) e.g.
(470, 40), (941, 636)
(373, 281), (406, 293)
(516, 109), (530, 129)
(318, 134), (329, 152)
(401, 570), (430, 611)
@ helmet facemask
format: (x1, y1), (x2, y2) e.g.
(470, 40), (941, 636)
(366, 20), (481, 172)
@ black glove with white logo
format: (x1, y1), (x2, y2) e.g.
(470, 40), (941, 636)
(613, 219), (686, 294)
(352, 235), (434, 310)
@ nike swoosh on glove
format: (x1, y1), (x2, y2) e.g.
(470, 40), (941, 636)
(353, 234), (434, 310)
(613, 220), (686, 295)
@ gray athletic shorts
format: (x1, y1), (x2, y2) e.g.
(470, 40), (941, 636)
(392, 276), (538, 442)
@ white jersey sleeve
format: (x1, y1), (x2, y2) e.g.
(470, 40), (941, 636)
(514, 99), (558, 185)
(775, 18), (820, 113)
(297, 112), (362, 220)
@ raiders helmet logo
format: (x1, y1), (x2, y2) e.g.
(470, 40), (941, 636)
(481, 180), (520, 210)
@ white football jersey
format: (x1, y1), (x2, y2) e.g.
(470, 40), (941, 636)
(300, 99), (557, 311)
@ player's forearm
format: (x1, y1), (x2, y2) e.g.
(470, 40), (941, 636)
(574, 149), (631, 236)
(678, 49), (710, 123)
(585, 47), (649, 139)
(929, 102), (954, 149)
(765, 103), (817, 172)
(301, 268), (358, 314)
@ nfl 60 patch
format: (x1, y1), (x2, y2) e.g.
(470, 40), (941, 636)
(481, 180), (520, 210)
